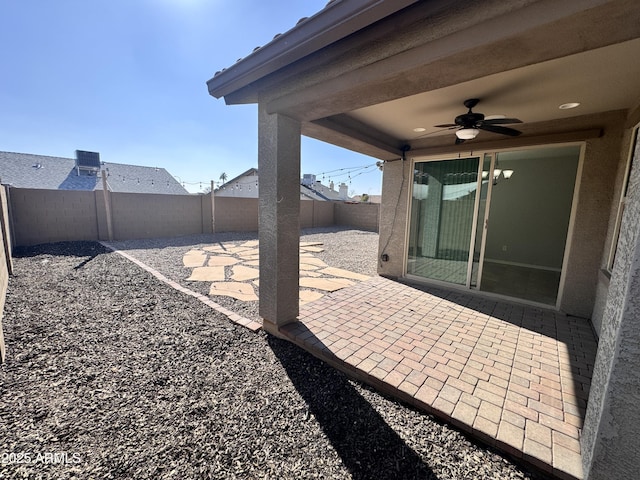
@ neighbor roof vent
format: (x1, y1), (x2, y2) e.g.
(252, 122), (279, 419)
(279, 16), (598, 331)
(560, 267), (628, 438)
(75, 150), (101, 176)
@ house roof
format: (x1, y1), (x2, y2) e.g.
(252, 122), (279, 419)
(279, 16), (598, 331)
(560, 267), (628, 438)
(216, 168), (259, 190)
(216, 167), (349, 201)
(0, 151), (189, 195)
(207, 0), (640, 161)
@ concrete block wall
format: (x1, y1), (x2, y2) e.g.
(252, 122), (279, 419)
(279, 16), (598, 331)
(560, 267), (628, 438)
(334, 202), (380, 231)
(214, 197), (259, 232)
(10, 188), (99, 246)
(300, 200), (334, 229)
(0, 186), (12, 362)
(7, 188), (380, 247)
(111, 192), (204, 240)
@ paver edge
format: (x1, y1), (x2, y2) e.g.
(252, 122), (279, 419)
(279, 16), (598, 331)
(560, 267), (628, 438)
(100, 241), (261, 332)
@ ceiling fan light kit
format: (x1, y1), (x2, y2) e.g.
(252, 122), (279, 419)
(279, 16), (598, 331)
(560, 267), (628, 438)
(435, 98), (523, 144)
(456, 128), (479, 140)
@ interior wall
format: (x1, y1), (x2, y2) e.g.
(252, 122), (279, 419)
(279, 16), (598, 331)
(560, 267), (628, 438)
(484, 149), (579, 270)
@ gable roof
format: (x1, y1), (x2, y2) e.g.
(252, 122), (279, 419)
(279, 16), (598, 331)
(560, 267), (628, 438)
(0, 151), (189, 195)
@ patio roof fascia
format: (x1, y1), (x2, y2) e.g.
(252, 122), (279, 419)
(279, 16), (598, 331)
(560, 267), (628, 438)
(206, 0), (419, 102)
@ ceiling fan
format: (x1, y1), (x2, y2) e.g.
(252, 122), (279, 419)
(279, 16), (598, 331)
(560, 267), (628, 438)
(435, 98), (523, 144)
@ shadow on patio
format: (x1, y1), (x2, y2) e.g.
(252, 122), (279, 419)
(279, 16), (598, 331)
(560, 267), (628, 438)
(278, 276), (597, 480)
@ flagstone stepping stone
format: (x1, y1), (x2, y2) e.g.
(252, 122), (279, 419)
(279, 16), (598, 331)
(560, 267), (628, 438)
(183, 250), (207, 268)
(186, 266), (226, 281)
(244, 260), (260, 267)
(299, 277), (354, 292)
(207, 256), (239, 267)
(299, 242), (324, 247)
(318, 267), (370, 281)
(300, 263), (320, 271)
(209, 282), (258, 301)
(300, 257), (328, 267)
(300, 246), (325, 253)
(300, 290), (324, 304)
(231, 265), (260, 281)
(300, 271), (322, 277)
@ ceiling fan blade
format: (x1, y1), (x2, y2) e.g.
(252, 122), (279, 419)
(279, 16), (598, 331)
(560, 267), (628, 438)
(478, 124), (522, 137)
(482, 118), (523, 125)
(434, 123), (457, 128)
(415, 127), (458, 138)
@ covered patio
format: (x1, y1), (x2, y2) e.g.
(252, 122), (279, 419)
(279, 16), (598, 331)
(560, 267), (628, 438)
(282, 276), (596, 479)
(206, 1), (640, 479)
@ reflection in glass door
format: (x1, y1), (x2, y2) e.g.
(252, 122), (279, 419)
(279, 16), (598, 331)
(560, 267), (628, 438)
(407, 157), (480, 285)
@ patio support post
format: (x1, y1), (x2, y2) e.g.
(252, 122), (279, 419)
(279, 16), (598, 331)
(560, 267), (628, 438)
(582, 141), (640, 479)
(257, 103), (300, 333)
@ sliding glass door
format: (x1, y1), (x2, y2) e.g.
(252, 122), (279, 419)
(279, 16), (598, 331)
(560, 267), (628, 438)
(478, 146), (580, 304)
(407, 145), (581, 306)
(407, 157), (481, 286)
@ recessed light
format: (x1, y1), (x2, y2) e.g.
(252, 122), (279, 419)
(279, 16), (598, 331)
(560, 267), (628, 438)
(559, 102), (580, 110)
(413, 127), (426, 132)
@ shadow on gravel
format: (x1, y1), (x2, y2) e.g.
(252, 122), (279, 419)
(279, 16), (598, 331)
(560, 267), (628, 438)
(268, 335), (438, 480)
(12, 241), (108, 259)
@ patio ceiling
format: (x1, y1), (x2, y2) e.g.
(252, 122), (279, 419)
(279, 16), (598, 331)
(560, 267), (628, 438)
(208, 0), (640, 161)
(347, 38), (640, 146)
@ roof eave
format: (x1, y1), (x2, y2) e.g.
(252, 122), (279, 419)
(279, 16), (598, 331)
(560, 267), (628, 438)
(206, 0), (418, 101)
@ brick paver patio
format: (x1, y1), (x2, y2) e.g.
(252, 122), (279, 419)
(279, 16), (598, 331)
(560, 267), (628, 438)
(280, 276), (597, 480)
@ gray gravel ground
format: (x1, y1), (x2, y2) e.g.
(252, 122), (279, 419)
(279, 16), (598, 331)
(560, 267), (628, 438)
(0, 231), (551, 479)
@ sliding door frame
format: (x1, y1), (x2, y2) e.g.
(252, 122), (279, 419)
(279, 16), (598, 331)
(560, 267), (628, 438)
(404, 142), (585, 310)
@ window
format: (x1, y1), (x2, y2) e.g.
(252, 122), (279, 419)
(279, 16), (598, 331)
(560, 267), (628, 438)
(608, 124), (639, 272)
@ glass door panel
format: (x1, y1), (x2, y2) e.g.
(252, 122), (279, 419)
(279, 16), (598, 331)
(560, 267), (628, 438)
(407, 157), (480, 285)
(470, 154), (492, 288)
(479, 146), (580, 304)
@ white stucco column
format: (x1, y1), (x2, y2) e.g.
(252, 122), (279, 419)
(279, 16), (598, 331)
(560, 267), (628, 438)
(257, 104), (300, 332)
(582, 138), (640, 479)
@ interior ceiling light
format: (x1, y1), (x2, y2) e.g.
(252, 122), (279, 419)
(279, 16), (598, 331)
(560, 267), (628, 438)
(559, 102), (580, 110)
(455, 128), (480, 140)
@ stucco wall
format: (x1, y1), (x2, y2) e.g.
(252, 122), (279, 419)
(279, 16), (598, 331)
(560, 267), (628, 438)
(561, 112), (625, 318)
(378, 159), (411, 278)
(581, 117), (640, 480)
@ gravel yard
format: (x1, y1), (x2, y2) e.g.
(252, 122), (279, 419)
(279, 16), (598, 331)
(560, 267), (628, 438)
(107, 227), (381, 322)
(0, 229), (550, 479)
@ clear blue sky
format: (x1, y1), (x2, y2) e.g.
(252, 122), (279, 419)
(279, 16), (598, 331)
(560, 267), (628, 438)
(0, 0), (382, 195)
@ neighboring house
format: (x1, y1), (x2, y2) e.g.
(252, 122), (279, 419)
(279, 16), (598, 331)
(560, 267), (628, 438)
(216, 168), (351, 201)
(206, 1), (640, 478)
(0, 151), (189, 195)
(351, 194), (381, 204)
